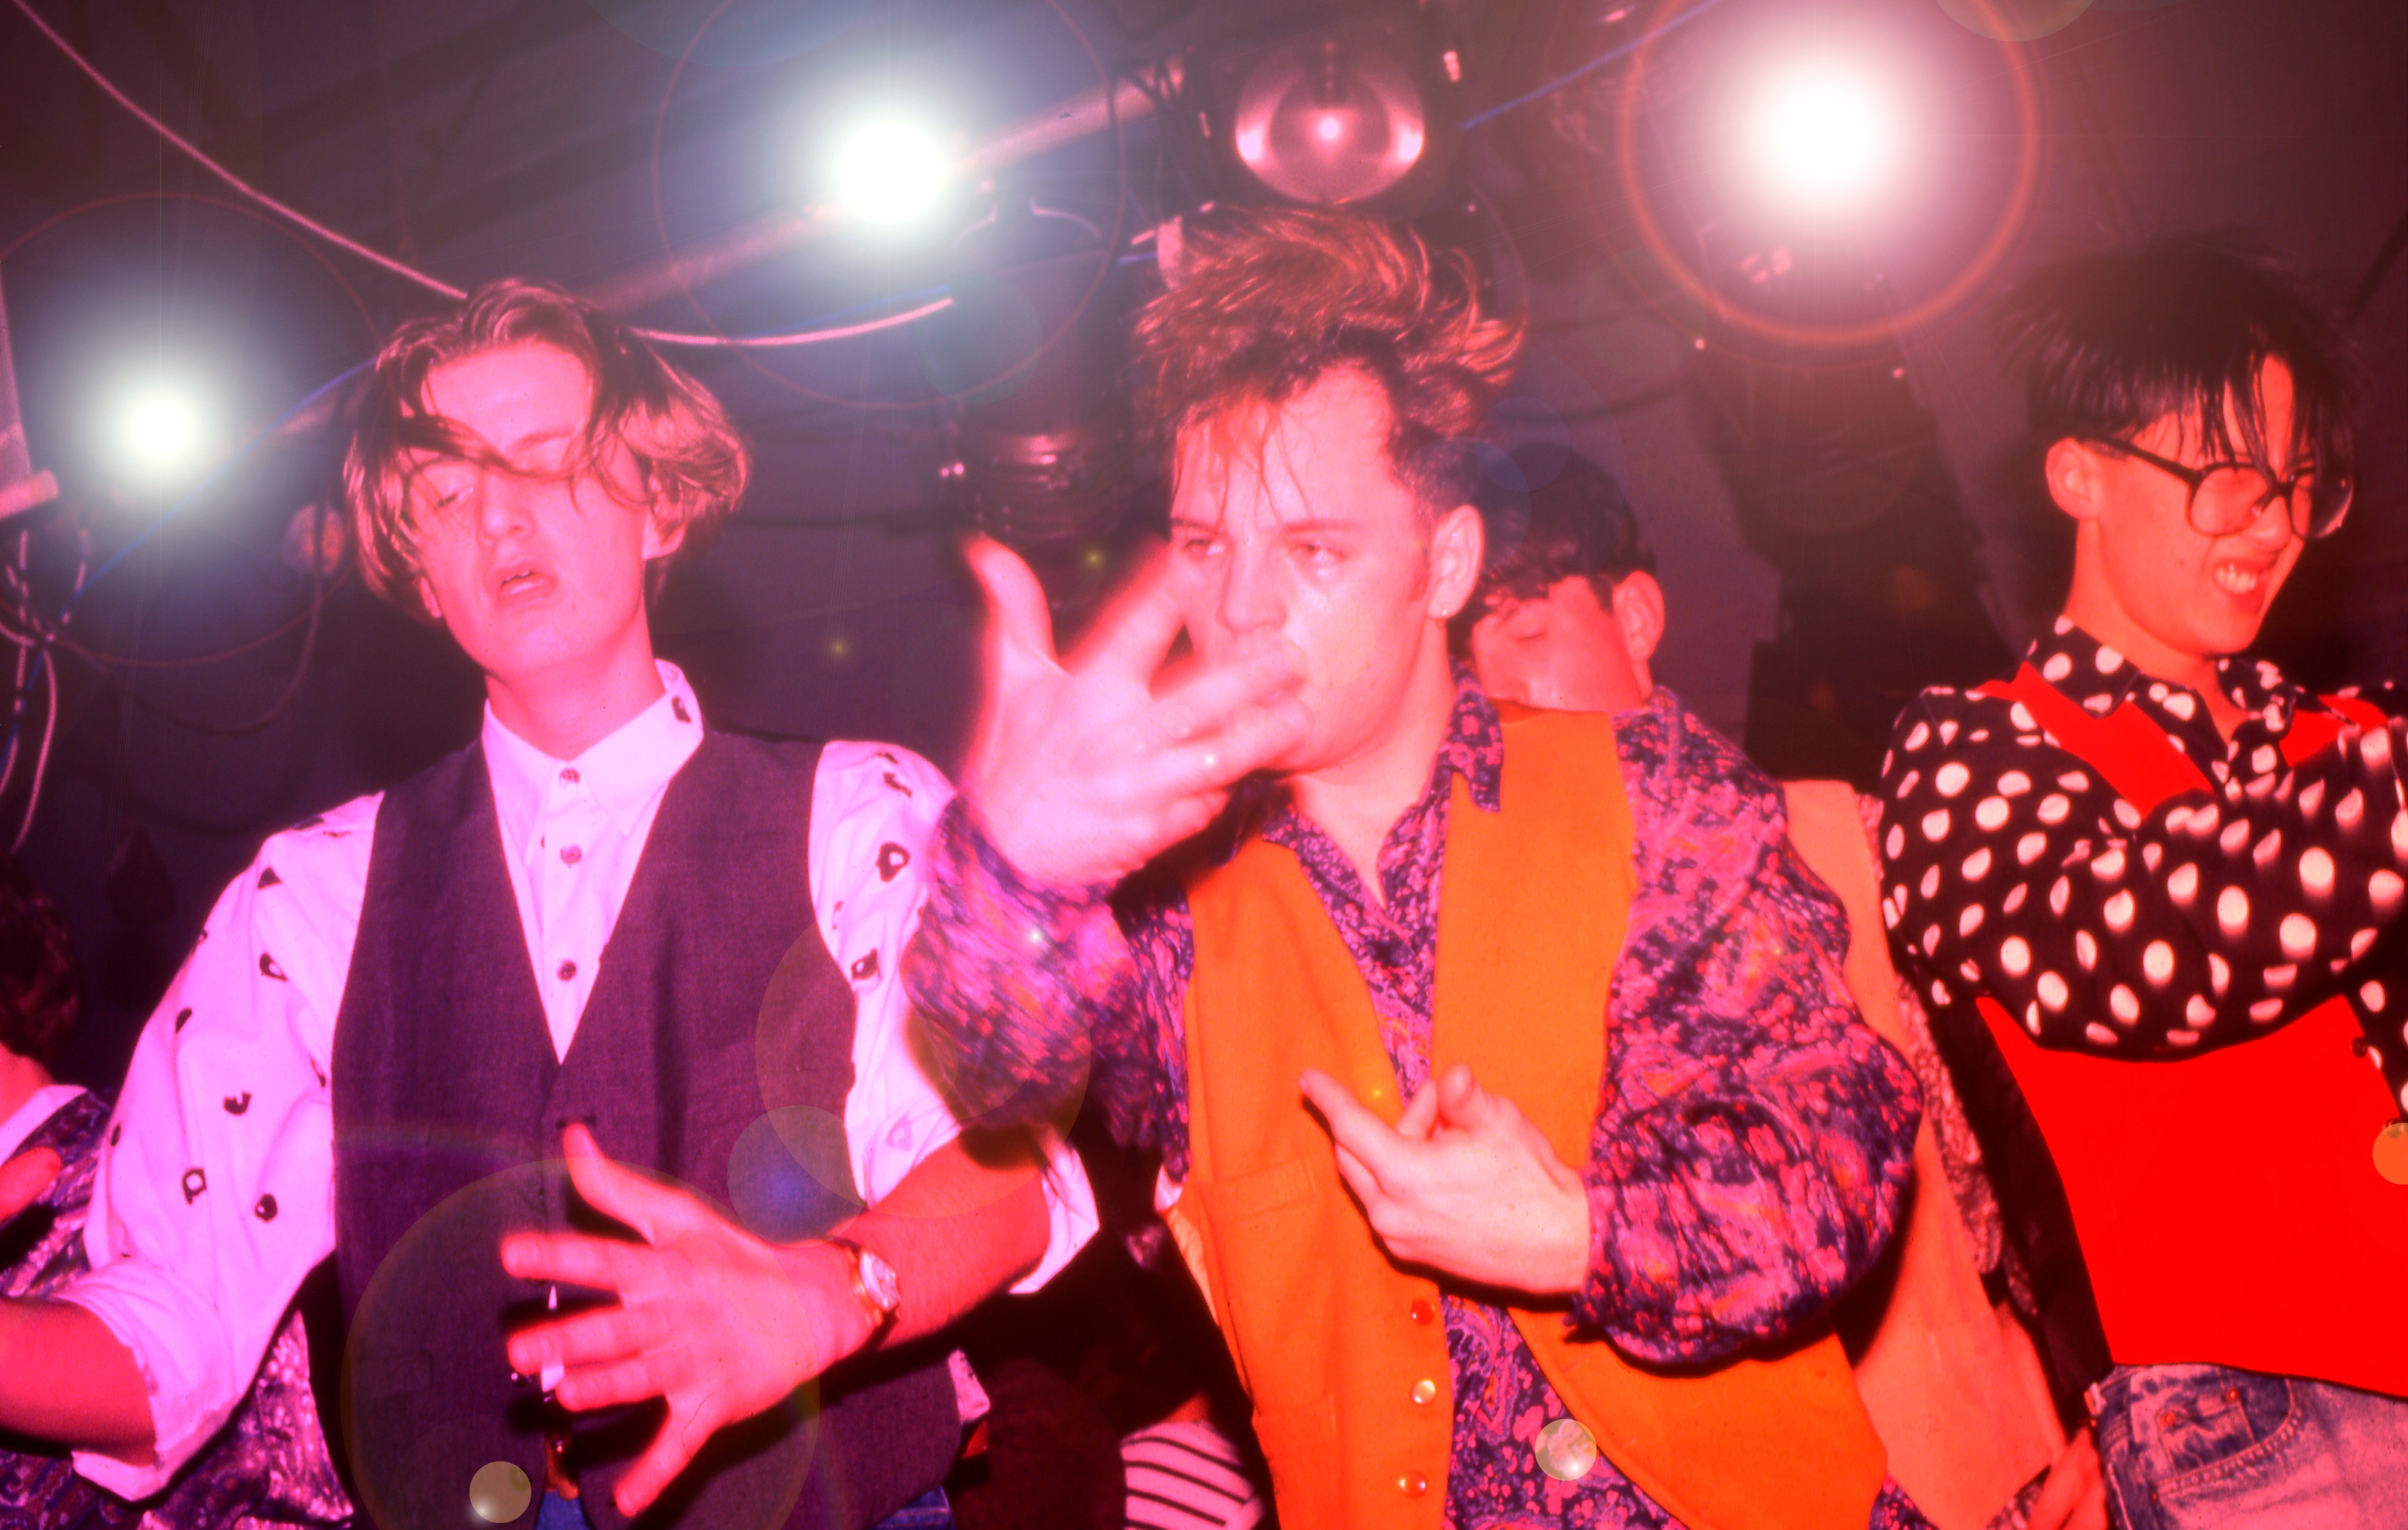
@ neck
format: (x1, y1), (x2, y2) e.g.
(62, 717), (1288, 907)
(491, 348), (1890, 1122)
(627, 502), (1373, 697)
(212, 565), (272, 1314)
(2060, 579), (2245, 739)
(1288, 645), (1459, 898)
(486, 625), (667, 761)
(0, 1049), (56, 1135)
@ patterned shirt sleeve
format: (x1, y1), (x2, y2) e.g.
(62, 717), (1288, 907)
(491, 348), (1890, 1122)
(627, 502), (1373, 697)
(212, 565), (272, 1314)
(1574, 693), (1921, 1363)
(64, 796), (377, 1500)
(1879, 681), (2408, 1060)
(902, 799), (1191, 1169)
(814, 742), (1095, 1292)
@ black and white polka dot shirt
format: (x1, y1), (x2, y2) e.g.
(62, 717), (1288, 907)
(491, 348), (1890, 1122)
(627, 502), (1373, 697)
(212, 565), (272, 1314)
(1876, 620), (2408, 1104)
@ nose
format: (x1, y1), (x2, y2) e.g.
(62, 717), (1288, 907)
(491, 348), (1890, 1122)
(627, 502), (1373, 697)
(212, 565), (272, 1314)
(475, 466), (534, 543)
(1214, 540), (1286, 636)
(2235, 485), (2301, 549)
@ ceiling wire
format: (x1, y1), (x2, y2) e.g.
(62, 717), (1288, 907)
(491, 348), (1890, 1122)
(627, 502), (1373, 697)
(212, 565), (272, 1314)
(3, 0), (955, 348)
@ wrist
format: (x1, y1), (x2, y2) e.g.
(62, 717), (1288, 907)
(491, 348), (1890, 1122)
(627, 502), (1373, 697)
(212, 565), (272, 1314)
(783, 1241), (879, 1365)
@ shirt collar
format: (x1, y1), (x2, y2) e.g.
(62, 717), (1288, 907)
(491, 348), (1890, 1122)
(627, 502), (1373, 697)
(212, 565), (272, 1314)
(1245, 664), (1504, 856)
(484, 660), (707, 855)
(2025, 617), (2310, 742)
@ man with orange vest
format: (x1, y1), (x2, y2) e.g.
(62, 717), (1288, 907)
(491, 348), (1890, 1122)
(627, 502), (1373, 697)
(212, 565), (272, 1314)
(1878, 238), (2408, 1529)
(905, 205), (1933, 1528)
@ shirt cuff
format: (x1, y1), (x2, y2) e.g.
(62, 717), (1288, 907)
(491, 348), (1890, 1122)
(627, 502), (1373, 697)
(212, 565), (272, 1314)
(58, 1268), (237, 1500)
(1013, 1124), (1097, 1294)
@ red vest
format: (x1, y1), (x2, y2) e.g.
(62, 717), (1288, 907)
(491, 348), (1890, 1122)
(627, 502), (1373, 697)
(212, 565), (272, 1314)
(1968, 667), (2408, 1395)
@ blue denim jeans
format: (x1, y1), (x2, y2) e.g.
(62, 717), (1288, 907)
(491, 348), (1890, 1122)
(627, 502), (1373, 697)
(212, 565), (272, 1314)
(2091, 1363), (2408, 1530)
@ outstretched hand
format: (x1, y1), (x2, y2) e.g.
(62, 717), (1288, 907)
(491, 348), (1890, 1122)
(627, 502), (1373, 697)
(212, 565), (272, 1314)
(498, 1126), (870, 1519)
(962, 536), (1309, 886)
(1300, 1064), (1590, 1296)
(0, 1149), (59, 1222)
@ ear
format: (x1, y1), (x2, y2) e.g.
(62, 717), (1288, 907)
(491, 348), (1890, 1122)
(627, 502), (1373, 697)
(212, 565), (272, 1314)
(416, 575), (444, 624)
(2044, 438), (2107, 523)
(642, 511), (688, 563)
(1426, 503), (1486, 621)
(1610, 570), (1665, 680)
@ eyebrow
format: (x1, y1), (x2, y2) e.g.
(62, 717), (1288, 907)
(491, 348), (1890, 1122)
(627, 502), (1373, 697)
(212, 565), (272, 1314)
(1166, 513), (1364, 536)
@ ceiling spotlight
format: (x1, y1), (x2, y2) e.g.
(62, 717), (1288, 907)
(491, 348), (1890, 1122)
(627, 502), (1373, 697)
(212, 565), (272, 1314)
(1189, 14), (1460, 215)
(1741, 58), (1904, 219)
(832, 115), (953, 227)
(105, 368), (218, 496)
(1235, 38), (1426, 206)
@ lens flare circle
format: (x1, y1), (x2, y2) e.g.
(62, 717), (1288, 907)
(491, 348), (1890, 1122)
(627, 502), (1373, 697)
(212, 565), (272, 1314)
(1608, 0), (2043, 351)
(105, 368), (218, 495)
(831, 115), (952, 227)
(1741, 58), (1903, 217)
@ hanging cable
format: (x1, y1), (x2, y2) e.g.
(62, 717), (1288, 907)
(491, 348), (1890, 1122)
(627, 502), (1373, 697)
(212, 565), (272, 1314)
(6, 0), (466, 298)
(1460, 0), (1734, 131)
(4, 0), (959, 350)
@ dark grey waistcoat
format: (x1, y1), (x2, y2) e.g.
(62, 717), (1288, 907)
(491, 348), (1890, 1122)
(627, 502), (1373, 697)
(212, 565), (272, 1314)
(329, 732), (957, 1530)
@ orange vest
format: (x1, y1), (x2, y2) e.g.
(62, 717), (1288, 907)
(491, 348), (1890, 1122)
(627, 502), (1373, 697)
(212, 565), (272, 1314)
(1171, 705), (1887, 1530)
(1968, 667), (2408, 1395)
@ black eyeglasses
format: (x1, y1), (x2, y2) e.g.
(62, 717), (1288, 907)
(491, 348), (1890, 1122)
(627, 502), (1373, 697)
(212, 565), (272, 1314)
(2083, 437), (2353, 541)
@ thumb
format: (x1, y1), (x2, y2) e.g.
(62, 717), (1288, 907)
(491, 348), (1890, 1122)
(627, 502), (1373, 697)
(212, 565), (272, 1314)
(559, 1124), (691, 1246)
(0, 1148), (61, 1221)
(965, 535), (1059, 675)
(1432, 1064), (1496, 1130)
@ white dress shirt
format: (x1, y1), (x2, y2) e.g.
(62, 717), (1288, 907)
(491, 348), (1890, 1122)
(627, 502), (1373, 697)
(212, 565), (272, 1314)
(62, 663), (1094, 1498)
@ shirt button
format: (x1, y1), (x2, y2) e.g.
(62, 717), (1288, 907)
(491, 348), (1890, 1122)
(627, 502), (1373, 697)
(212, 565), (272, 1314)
(560, 846), (582, 866)
(1409, 1378), (1437, 1406)
(1407, 1299), (1436, 1326)
(557, 960), (578, 982)
(1397, 1471), (1428, 1498)
(560, 767), (580, 784)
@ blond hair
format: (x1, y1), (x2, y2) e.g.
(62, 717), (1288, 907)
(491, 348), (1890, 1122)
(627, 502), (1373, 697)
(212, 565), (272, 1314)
(343, 279), (748, 617)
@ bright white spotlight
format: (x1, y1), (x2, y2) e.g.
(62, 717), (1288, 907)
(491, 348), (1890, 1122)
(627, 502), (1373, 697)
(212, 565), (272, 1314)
(106, 370), (219, 496)
(832, 116), (952, 227)
(1742, 59), (1903, 218)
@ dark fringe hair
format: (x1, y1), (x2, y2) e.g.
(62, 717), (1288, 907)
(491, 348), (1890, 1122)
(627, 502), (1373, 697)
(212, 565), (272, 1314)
(0, 856), (76, 1067)
(1996, 234), (2355, 485)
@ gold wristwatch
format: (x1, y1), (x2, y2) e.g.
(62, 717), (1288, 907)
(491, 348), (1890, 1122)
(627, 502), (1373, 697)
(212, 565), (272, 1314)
(823, 1235), (902, 1336)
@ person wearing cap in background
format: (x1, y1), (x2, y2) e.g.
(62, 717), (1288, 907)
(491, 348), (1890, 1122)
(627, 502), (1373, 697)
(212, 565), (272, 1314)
(1462, 447), (2085, 1530)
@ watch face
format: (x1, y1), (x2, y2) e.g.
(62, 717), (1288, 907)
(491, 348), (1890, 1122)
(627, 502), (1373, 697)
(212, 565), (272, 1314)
(858, 1247), (902, 1314)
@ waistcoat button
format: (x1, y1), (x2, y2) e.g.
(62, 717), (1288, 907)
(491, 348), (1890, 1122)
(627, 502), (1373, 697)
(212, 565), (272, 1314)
(1407, 1299), (1436, 1325)
(1396, 1471), (1428, 1498)
(1409, 1378), (1437, 1405)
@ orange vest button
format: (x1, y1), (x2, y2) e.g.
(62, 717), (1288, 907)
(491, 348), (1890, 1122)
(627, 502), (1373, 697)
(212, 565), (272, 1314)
(1397, 1472), (1429, 1498)
(2375, 1122), (2408, 1185)
(1409, 1378), (1438, 1405)
(1407, 1299), (1437, 1325)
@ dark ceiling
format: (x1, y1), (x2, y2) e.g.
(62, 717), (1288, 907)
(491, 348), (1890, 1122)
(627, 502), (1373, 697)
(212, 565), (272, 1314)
(1, 0), (2404, 1083)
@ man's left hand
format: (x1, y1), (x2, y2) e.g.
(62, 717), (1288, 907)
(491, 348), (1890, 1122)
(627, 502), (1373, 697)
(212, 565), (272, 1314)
(499, 1124), (873, 1519)
(1299, 1065), (1590, 1296)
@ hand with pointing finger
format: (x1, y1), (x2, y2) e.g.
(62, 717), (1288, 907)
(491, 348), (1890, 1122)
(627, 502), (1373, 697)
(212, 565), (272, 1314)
(1300, 1064), (1591, 1296)
(962, 536), (1309, 887)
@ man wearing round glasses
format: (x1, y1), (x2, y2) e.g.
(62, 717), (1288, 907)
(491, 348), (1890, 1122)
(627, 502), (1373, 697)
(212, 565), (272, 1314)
(1876, 237), (2408, 1529)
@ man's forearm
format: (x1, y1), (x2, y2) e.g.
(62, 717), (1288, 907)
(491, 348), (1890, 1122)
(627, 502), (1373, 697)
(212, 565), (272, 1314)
(903, 799), (1140, 1127)
(832, 1130), (1049, 1347)
(0, 1298), (156, 1460)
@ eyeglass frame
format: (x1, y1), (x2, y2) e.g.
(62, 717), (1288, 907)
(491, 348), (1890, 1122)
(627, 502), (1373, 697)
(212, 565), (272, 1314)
(2079, 435), (2353, 541)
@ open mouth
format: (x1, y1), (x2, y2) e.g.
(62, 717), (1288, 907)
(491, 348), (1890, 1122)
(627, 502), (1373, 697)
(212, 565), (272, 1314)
(496, 564), (550, 596)
(2211, 562), (2270, 597)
